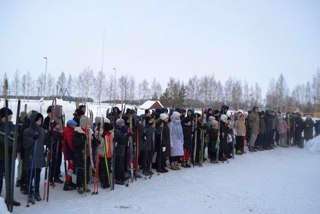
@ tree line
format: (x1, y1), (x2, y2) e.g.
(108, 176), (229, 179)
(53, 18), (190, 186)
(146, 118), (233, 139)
(1, 68), (320, 113)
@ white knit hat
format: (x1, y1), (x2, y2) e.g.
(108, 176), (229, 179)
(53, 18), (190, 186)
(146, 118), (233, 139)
(160, 113), (169, 121)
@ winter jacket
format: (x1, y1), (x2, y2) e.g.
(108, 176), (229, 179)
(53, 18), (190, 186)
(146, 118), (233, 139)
(182, 124), (192, 150)
(22, 112), (46, 169)
(62, 125), (75, 160)
(169, 117), (184, 157)
(303, 118), (314, 140)
(72, 126), (93, 168)
(249, 112), (260, 134)
(277, 118), (288, 135)
(234, 115), (246, 137)
(0, 121), (15, 161)
(162, 123), (171, 157)
(113, 127), (128, 157)
(142, 123), (155, 152)
(259, 116), (266, 134)
(95, 126), (114, 158)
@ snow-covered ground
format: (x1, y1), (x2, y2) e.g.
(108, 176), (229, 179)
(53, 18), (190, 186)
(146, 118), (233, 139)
(1, 99), (320, 214)
(0, 141), (318, 214)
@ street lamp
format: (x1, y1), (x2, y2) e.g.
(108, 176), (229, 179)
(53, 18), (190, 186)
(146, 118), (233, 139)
(44, 57), (47, 97)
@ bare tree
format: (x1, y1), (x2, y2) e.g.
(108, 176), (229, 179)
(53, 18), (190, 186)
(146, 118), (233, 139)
(57, 72), (67, 96)
(275, 74), (289, 110)
(78, 68), (94, 101)
(12, 69), (20, 98)
(150, 78), (162, 100)
(105, 75), (114, 103)
(312, 68), (320, 104)
(2, 73), (9, 98)
(139, 79), (150, 100)
(128, 76), (136, 101)
(47, 73), (55, 96)
(67, 74), (73, 96)
(94, 70), (106, 104)
(118, 75), (130, 101)
(37, 73), (45, 96)
(266, 78), (277, 109)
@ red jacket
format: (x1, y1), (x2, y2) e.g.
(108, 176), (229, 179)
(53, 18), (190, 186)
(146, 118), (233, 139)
(62, 125), (75, 160)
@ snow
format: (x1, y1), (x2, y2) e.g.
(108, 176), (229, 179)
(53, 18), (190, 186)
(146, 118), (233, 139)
(305, 135), (320, 153)
(3, 146), (318, 214)
(1, 99), (320, 213)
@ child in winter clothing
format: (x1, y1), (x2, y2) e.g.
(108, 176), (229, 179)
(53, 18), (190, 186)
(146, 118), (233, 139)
(62, 120), (77, 191)
(207, 118), (219, 162)
(73, 116), (93, 194)
(94, 118), (114, 189)
(234, 111), (246, 154)
(23, 112), (46, 202)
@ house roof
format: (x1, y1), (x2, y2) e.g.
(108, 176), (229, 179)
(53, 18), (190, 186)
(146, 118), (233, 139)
(139, 100), (163, 110)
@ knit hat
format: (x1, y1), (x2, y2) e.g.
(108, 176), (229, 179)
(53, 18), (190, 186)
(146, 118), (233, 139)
(220, 114), (228, 123)
(116, 118), (124, 127)
(67, 120), (77, 127)
(80, 116), (92, 127)
(160, 113), (168, 121)
(103, 123), (114, 132)
(0, 107), (13, 119)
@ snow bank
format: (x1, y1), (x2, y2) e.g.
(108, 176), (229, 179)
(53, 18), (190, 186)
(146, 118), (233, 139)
(305, 135), (320, 153)
(0, 197), (9, 214)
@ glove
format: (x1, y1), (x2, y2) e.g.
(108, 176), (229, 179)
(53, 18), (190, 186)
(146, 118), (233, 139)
(33, 133), (40, 140)
(162, 147), (166, 152)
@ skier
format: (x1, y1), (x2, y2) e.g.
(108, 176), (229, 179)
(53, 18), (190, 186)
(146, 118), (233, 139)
(141, 116), (155, 175)
(95, 118), (114, 189)
(61, 120), (78, 191)
(0, 107), (21, 206)
(113, 118), (128, 185)
(23, 111), (46, 202)
(46, 119), (64, 184)
(73, 116), (93, 193)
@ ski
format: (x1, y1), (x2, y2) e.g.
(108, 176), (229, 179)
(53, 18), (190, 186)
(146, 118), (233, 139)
(8, 99), (21, 212)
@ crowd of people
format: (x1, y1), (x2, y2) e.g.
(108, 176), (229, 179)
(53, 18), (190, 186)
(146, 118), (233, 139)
(0, 103), (319, 211)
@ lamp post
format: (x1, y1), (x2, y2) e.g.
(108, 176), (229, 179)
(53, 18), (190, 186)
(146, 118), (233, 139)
(44, 57), (47, 97)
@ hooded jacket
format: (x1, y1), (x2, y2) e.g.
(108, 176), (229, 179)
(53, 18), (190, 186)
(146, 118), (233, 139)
(22, 112), (46, 169)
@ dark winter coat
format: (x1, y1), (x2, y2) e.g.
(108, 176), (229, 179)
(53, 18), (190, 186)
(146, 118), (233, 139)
(142, 123), (155, 152)
(303, 118), (314, 140)
(259, 116), (266, 134)
(113, 127), (128, 157)
(22, 112), (46, 169)
(72, 127), (93, 168)
(162, 123), (171, 157)
(0, 121), (15, 161)
(182, 124), (192, 151)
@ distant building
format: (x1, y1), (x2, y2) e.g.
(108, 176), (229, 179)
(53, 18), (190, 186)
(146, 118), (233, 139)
(138, 100), (164, 115)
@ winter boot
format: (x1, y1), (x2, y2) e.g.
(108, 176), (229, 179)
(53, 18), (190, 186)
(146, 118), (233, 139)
(63, 181), (77, 191)
(34, 193), (42, 201)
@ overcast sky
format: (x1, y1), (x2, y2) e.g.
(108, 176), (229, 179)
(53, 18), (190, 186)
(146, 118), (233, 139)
(0, 0), (319, 95)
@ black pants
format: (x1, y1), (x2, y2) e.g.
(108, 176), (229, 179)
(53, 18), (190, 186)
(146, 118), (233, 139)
(235, 136), (244, 152)
(0, 158), (13, 195)
(99, 157), (111, 186)
(76, 159), (90, 188)
(142, 150), (152, 171)
(115, 155), (125, 182)
(50, 149), (62, 182)
(27, 168), (41, 195)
